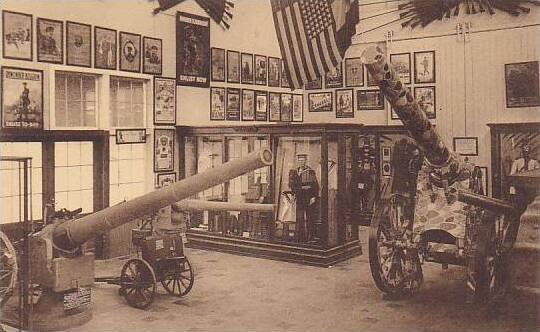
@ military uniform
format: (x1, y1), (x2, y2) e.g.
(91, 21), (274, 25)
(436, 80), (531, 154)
(289, 161), (319, 243)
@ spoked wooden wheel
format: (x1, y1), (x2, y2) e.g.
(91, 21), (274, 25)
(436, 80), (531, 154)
(0, 231), (17, 307)
(161, 258), (194, 297)
(369, 195), (423, 296)
(120, 258), (156, 309)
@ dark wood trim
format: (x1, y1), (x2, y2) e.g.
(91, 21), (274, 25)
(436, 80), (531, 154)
(337, 135), (346, 244)
(42, 141), (55, 218)
(0, 130), (108, 142)
(320, 132), (329, 248)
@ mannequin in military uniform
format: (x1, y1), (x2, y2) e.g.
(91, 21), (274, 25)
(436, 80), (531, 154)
(289, 154), (319, 243)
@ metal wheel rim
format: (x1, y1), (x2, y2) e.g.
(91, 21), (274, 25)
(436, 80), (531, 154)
(120, 259), (156, 309)
(161, 258), (194, 297)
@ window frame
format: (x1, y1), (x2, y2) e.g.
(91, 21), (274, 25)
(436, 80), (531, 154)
(109, 75), (148, 129)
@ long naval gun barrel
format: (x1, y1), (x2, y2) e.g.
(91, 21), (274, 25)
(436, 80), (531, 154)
(53, 148), (274, 251)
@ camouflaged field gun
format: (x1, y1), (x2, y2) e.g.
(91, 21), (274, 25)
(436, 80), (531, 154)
(361, 46), (523, 305)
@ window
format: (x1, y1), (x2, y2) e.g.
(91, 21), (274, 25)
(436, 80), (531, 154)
(110, 77), (145, 127)
(197, 136), (224, 200)
(109, 140), (146, 205)
(55, 72), (97, 127)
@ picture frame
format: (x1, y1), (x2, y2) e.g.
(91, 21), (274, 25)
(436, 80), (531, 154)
(325, 63), (343, 89)
(382, 161), (392, 177)
(1, 66), (44, 130)
(211, 47), (226, 82)
(210, 87), (226, 120)
(254, 55), (268, 86)
(505, 61), (540, 108)
(119, 31), (141, 72)
(176, 12), (210, 87)
(116, 128), (146, 144)
(366, 66), (378, 87)
(381, 146), (391, 161)
(241, 89), (255, 121)
(390, 53), (411, 84)
(154, 128), (175, 172)
(453, 137), (479, 156)
(281, 61), (290, 88)
(37, 18), (63, 64)
(226, 88), (240, 121)
(292, 94), (303, 122)
(414, 50), (436, 84)
(154, 77), (176, 125)
(280, 93), (293, 122)
(269, 92), (281, 122)
(357, 89), (384, 110)
(227, 50), (240, 83)
(414, 86), (436, 119)
(156, 172), (177, 189)
(335, 89), (354, 118)
(2, 11), (33, 61)
(268, 57), (281, 87)
(66, 21), (92, 67)
(305, 77), (323, 90)
(345, 57), (363, 87)
(308, 92), (332, 112)
(255, 90), (268, 121)
(94, 26), (117, 70)
(143, 36), (162, 75)
(241, 53), (254, 84)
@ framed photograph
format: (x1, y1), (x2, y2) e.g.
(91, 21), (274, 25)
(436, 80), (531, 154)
(66, 21), (92, 67)
(345, 58), (363, 87)
(226, 88), (240, 121)
(227, 50), (240, 83)
(366, 66), (378, 87)
(505, 61), (540, 108)
(1, 67), (43, 130)
(414, 86), (436, 119)
(390, 53), (411, 84)
(357, 89), (384, 110)
(176, 12), (210, 87)
(255, 90), (268, 121)
(143, 37), (162, 75)
(308, 92), (332, 112)
(241, 89), (255, 121)
(119, 31), (141, 72)
(292, 94), (303, 122)
(268, 57), (281, 87)
(37, 18), (63, 64)
(304, 77), (322, 90)
(154, 129), (175, 172)
(2, 11), (33, 61)
(414, 50), (436, 84)
(382, 161), (392, 177)
(94, 26), (117, 70)
(254, 55), (267, 85)
(381, 146), (391, 161)
(156, 172), (177, 189)
(116, 129), (146, 144)
(210, 87), (226, 120)
(281, 61), (290, 88)
(154, 77), (176, 125)
(211, 47), (225, 82)
(335, 89), (354, 118)
(325, 64), (343, 89)
(281, 93), (293, 122)
(241, 53), (254, 84)
(453, 137), (479, 156)
(269, 92), (281, 121)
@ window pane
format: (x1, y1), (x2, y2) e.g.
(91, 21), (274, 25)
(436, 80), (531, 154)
(67, 101), (82, 127)
(132, 104), (144, 127)
(55, 73), (66, 96)
(82, 76), (95, 101)
(83, 101), (96, 127)
(110, 78), (145, 128)
(132, 82), (143, 103)
(67, 142), (81, 166)
(67, 76), (81, 101)
(55, 98), (67, 127)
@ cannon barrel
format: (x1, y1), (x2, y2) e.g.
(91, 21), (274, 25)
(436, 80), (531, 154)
(174, 199), (275, 212)
(458, 190), (519, 216)
(53, 148), (273, 251)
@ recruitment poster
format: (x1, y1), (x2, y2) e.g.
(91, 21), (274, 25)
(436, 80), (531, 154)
(176, 12), (210, 87)
(1, 67), (43, 129)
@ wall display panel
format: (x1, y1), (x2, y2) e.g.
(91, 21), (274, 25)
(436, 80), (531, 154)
(210, 87), (226, 121)
(268, 57), (281, 87)
(142, 36), (162, 75)
(280, 93), (293, 122)
(66, 21), (92, 67)
(308, 92), (332, 112)
(325, 63), (343, 89)
(154, 77), (176, 125)
(505, 61), (540, 108)
(335, 89), (354, 118)
(226, 88), (240, 121)
(119, 31), (141, 72)
(2, 11), (33, 61)
(292, 94), (303, 122)
(176, 12), (210, 87)
(269, 92), (281, 122)
(37, 18), (63, 64)
(241, 89), (255, 121)
(241, 53), (254, 84)
(255, 91), (268, 121)
(211, 47), (226, 82)
(254, 55), (268, 86)
(154, 129), (175, 172)
(1, 67), (43, 130)
(227, 50), (240, 83)
(414, 50), (436, 84)
(94, 26), (117, 70)
(345, 57), (363, 87)
(390, 53), (411, 84)
(357, 89), (384, 111)
(414, 86), (436, 119)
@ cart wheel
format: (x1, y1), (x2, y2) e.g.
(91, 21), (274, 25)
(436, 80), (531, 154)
(0, 231), (18, 307)
(120, 258), (156, 309)
(161, 257), (194, 297)
(369, 195), (423, 297)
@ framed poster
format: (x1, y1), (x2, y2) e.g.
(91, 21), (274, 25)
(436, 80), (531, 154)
(255, 55), (267, 85)
(2, 11), (33, 61)
(281, 61), (290, 88)
(156, 172), (177, 188)
(325, 64), (343, 89)
(154, 77), (176, 125)
(381, 146), (391, 161)
(390, 53), (411, 84)
(335, 89), (354, 118)
(210, 87), (226, 120)
(37, 18), (63, 64)
(382, 161), (392, 177)
(366, 66), (378, 87)
(176, 12), (210, 87)
(269, 92), (281, 121)
(241, 53), (254, 84)
(345, 57), (363, 87)
(227, 50), (240, 83)
(66, 21), (92, 67)
(241, 89), (255, 121)
(357, 89), (384, 110)
(211, 47), (225, 82)
(308, 92), (332, 112)
(268, 57), (281, 87)
(119, 31), (141, 72)
(292, 94), (303, 122)
(305, 77), (322, 90)
(453, 137), (479, 156)
(116, 129), (146, 144)
(143, 37), (162, 75)
(154, 129), (175, 172)
(226, 88), (240, 121)
(414, 50), (435, 84)
(281, 93), (293, 122)
(1, 67), (43, 130)
(414, 86), (436, 119)
(505, 61), (540, 108)
(94, 26), (117, 70)
(255, 90), (268, 121)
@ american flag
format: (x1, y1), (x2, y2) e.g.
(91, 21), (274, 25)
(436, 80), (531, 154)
(271, 0), (358, 90)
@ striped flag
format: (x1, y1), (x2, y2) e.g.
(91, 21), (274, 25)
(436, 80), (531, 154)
(271, 0), (359, 90)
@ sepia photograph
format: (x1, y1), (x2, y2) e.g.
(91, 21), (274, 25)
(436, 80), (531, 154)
(37, 18), (63, 64)
(143, 36), (162, 75)
(292, 94), (303, 122)
(94, 26), (117, 70)
(176, 11), (210, 87)
(280, 93), (292, 122)
(2, 10), (33, 61)
(390, 52), (411, 84)
(255, 90), (268, 121)
(154, 77), (176, 125)
(210, 87), (226, 120)
(335, 88), (354, 118)
(304, 77), (323, 90)
(269, 91), (281, 121)
(325, 63), (343, 88)
(414, 50), (436, 84)
(66, 21), (92, 67)
(211, 47), (226, 82)
(241, 89), (255, 121)
(414, 86), (436, 119)
(254, 54), (267, 85)
(241, 52), (254, 84)
(505, 61), (540, 107)
(153, 128), (174, 172)
(227, 50), (240, 83)
(119, 31), (141, 72)
(226, 87), (240, 121)
(1, 66), (43, 129)
(345, 57), (364, 87)
(357, 89), (384, 110)
(268, 56), (281, 87)
(308, 92), (332, 112)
